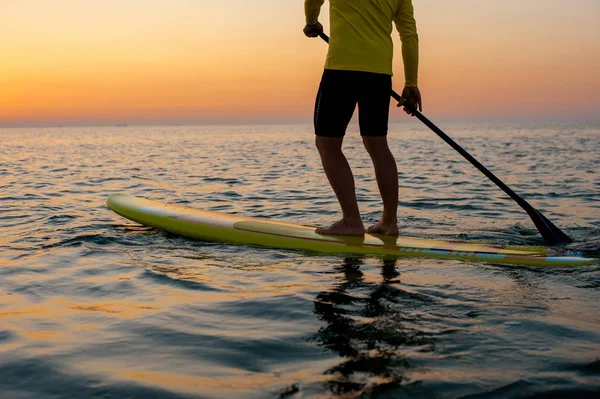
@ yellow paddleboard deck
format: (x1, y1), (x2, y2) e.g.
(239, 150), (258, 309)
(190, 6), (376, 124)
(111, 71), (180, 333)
(107, 194), (595, 267)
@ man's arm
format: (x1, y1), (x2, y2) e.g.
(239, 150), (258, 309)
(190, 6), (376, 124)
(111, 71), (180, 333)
(394, 0), (421, 113)
(305, 0), (325, 25)
(394, 0), (419, 88)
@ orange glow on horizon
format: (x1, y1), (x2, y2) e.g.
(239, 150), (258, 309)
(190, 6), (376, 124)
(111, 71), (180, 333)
(1, 0), (599, 126)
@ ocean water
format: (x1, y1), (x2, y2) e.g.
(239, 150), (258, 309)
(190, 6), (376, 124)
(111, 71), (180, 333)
(1, 123), (599, 398)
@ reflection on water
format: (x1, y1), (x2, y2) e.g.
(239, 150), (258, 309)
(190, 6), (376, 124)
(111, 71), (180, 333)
(313, 258), (434, 396)
(1, 124), (599, 398)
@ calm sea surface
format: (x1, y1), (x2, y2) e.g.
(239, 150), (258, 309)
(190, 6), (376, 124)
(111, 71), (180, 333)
(1, 123), (600, 398)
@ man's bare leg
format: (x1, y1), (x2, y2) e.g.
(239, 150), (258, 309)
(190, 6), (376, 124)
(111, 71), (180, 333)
(315, 136), (365, 236)
(363, 136), (399, 235)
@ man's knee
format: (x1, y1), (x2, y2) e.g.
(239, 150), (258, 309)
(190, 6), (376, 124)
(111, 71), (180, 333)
(362, 136), (389, 155)
(315, 136), (343, 156)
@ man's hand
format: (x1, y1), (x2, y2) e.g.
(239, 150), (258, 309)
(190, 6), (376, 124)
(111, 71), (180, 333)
(398, 87), (422, 116)
(303, 22), (324, 38)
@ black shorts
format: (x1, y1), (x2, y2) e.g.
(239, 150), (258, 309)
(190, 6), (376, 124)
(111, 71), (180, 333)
(314, 69), (392, 137)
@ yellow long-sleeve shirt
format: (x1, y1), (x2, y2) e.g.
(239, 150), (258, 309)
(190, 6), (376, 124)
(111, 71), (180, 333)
(305, 0), (419, 87)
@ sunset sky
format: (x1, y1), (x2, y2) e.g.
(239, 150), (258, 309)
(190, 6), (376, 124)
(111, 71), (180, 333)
(1, 0), (599, 127)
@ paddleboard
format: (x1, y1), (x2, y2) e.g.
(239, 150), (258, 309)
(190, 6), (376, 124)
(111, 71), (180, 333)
(106, 194), (595, 267)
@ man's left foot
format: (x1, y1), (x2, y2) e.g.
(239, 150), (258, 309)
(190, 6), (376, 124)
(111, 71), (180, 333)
(315, 219), (365, 236)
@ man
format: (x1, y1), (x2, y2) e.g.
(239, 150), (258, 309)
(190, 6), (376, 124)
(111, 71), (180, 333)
(304, 0), (422, 236)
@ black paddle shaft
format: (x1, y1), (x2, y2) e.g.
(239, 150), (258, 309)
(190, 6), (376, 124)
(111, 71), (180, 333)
(317, 32), (572, 246)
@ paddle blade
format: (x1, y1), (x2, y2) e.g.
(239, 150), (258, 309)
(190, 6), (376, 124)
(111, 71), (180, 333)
(526, 207), (573, 246)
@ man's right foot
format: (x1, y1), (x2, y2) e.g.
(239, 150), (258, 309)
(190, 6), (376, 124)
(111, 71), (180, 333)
(315, 219), (365, 236)
(366, 220), (399, 236)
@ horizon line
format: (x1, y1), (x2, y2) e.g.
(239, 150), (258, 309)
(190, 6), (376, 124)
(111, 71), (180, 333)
(2, 115), (600, 129)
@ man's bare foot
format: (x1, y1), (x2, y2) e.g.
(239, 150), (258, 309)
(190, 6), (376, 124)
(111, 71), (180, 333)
(315, 219), (365, 236)
(366, 220), (399, 236)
